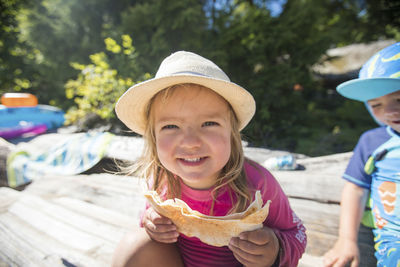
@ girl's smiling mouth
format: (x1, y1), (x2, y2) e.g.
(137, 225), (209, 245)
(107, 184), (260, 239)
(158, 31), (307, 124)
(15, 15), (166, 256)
(179, 157), (207, 165)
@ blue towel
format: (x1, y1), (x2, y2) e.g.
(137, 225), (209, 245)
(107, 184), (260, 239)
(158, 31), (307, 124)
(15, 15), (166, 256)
(7, 132), (114, 188)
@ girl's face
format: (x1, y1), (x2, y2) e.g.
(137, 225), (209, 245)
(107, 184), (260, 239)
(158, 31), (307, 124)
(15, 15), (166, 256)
(153, 85), (232, 189)
(368, 90), (400, 133)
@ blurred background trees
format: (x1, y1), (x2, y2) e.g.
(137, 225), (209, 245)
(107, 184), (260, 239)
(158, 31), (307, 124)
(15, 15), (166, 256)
(1, 0), (399, 156)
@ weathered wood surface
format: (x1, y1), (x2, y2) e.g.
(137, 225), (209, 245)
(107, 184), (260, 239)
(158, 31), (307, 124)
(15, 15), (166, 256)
(0, 174), (146, 267)
(270, 153), (376, 266)
(270, 153), (349, 257)
(270, 152), (351, 203)
(0, 134), (376, 266)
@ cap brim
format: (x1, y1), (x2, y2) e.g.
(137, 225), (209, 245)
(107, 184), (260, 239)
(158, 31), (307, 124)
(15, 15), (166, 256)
(115, 74), (256, 135)
(337, 78), (400, 102)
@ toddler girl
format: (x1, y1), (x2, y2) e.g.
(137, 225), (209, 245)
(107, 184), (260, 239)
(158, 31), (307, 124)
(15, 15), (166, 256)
(112, 51), (306, 267)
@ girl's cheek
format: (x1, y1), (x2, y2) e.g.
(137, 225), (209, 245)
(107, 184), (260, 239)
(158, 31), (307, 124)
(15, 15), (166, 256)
(210, 132), (231, 147)
(156, 135), (174, 153)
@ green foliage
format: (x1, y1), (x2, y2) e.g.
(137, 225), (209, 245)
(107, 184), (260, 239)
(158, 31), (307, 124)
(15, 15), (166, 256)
(357, 0), (400, 42)
(10, 0), (138, 107)
(0, 0), (36, 96)
(65, 35), (150, 124)
(119, 0), (209, 72)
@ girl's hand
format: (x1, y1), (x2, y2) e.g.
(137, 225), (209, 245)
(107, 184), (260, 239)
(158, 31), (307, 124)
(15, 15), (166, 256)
(323, 238), (359, 267)
(229, 226), (280, 267)
(142, 207), (179, 243)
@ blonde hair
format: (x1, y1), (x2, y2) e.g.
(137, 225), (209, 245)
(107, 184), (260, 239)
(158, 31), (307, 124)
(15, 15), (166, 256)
(130, 83), (251, 214)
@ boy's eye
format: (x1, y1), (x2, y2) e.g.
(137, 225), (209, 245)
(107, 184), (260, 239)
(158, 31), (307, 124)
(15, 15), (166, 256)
(202, 121), (219, 127)
(370, 103), (381, 109)
(162, 124), (178, 130)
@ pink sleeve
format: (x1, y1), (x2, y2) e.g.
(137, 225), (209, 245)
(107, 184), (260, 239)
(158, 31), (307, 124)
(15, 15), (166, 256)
(246, 163), (307, 267)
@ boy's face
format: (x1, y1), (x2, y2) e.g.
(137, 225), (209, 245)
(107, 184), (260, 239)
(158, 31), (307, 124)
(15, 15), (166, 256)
(367, 90), (400, 132)
(152, 84), (232, 190)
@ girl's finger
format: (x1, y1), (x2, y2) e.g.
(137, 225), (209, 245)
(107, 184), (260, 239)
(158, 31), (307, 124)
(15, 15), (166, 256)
(149, 231), (179, 243)
(147, 208), (173, 225)
(232, 251), (252, 266)
(144, 219), (176, 233)
(229, 237), (265, 255)
(229, 243), (262, 265)
(239, 228), (272, 246)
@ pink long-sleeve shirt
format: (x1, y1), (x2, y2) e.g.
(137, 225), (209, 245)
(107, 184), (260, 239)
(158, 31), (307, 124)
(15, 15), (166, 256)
(143, 161), (307, 266)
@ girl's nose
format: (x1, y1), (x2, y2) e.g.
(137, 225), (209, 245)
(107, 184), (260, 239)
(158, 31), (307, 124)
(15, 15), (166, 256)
(180, 128), (201, 148)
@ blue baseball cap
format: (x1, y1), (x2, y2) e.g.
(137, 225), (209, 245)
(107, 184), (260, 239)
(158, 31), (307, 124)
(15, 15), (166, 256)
(337, 42), (400, 102)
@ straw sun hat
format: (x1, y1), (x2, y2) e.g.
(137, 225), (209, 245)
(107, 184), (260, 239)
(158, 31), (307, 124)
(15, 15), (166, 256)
(115, 51), (256, 135)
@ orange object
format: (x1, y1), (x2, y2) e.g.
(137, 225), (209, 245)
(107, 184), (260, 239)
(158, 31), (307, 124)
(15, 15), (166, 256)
(1, 93), (38, 107)
(378, 181), (396, 215)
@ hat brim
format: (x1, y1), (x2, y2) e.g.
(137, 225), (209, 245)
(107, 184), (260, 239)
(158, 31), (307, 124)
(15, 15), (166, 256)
(115, 74), (256, 135)
(337, 78), (400, 102)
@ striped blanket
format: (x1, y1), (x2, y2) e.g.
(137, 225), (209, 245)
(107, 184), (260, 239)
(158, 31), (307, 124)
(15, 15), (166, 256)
(7, 132), (114, 188)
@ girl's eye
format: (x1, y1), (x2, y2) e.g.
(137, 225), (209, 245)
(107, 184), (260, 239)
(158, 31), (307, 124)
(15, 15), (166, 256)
(162, 124), (178, 130)
(202, 121), (219, 127)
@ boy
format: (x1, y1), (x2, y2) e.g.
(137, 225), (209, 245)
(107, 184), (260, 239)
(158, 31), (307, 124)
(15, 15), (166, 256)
(323, 42), (400, 267)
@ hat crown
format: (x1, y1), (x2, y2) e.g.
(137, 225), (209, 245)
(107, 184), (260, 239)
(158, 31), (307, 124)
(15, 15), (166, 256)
(115, 50), (255, 135)
(156, 51), (230, 81)
(359, 42), (400, 79)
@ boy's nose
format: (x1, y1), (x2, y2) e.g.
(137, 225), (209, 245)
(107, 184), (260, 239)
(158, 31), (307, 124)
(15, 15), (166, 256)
(384, 102), (400, 116)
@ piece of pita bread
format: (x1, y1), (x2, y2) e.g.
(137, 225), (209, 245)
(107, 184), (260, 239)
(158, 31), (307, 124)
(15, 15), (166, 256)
(144, 190), (271, 247)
